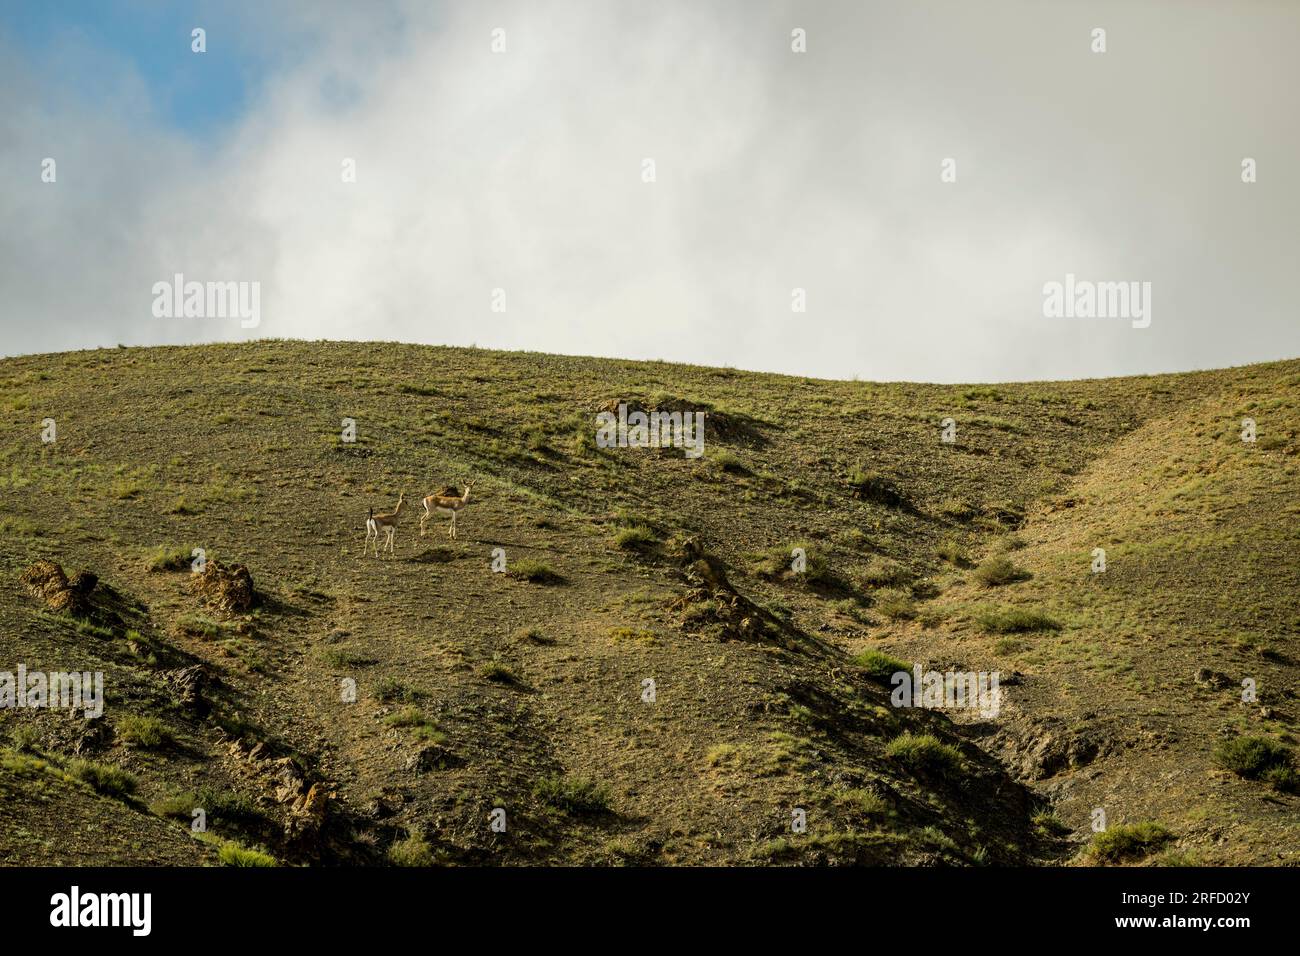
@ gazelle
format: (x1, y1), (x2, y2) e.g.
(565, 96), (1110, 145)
(420, 483), (472, 539)
(362, 492), (405, 558)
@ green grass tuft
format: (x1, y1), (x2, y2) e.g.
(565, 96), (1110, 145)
(67, 758), (137, 798)
(116, 715), (172, 749)
(1212, 736), (1295, 783)
(853, 648), (909, 682)
(510, 559), (565, 584)
(972, 555), (1030, 587)
(1088, 822), (1173, 863)
(976, 607), (1060, 634)
(885, 733), (962, 774)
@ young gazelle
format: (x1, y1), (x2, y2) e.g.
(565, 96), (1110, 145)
(420, 484), (472, 539)
(362, 492), (405, 557)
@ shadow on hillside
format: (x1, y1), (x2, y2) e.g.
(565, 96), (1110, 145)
(406, 547), (459, 564)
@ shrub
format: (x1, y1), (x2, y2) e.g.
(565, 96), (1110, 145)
(834, 787), (889, 817)
(384, 706), (428, 728)
(116, 715), (172, 749)
(513, 625), (553, 645)
(533, 774), (613, 814)
(853, 648), (909, 682)
(67, 758), (137, 798)
(833, 598), (872, 624)
(9, 724), (40, 753)
(873, 589), (917, 621)
(614, 524), (659, 551)
(710, 450), (751, 476)
(858, 557), (914, 588)
(839, 527), (872, 550)
(383, 707), (445, 742)
(192, 786), (266, 824)
(847, 468), (907, 507)
(510, 559), (564, 584)
(150, 793), (196, 819)
(972, 556), (1030, 587)
(478, 660), (520, 684)
(756, 543), (839, 588)
(217, 841), (278, 867)
(388, 829), (435, 867)
(373, 678), (419, 703)
(609, 627), (657, 646)
(936, 497), (977, 522)
(1212, 735), (1294, 780)
(976, 608), (1060, 634)
(73, 619), (114, 639)
(704, 743), (742, 768)
(1088, 822), (1172, 863)
(176, 613), (227, 639)
(885, 733), (962, 774)
(937, 539), (970, 567)
(145, 545), (194, 572)
(1032, 811), (1070, 837)
(319, 646), (379, 668)
(1263, 765), (1300, 793)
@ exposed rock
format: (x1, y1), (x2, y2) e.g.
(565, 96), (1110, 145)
(670, 537), (781, 643)
(161, 664), (211, 717)
(45, 587), (91, 617)
(20, 559), (67, 599)
(190, 560), (256, 613)
(225, 738), (336, 857)
(20, 560), (92, 616)
(67, 571), (98, 594)
(996, 717), (1113, 780)
(286, 782), (330, 842)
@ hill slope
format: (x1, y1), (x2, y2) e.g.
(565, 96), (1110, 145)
(1, 342), (1296, 865)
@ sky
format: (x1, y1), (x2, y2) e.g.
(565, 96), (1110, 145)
(1, 0), (1298, 383)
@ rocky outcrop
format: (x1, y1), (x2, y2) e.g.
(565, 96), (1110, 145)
(671, 537), (779, 643)
(20, 559), (96, 616)
(225, 737), (335, 859)
(160, 664), (212, 717)
(190, 560), (256, 613)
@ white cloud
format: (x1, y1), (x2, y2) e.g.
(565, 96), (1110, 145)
(2, 0), (1298, 381)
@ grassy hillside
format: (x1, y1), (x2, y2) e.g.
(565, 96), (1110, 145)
(1, 341), (1296, 866)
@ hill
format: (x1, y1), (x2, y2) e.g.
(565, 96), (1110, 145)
(1, 341), (1296, 866)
